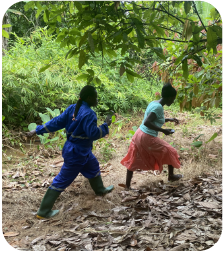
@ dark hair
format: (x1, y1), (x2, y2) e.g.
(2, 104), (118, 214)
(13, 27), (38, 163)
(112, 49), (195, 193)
(73, 85), (96, 120)
(161, 82), (177, 98)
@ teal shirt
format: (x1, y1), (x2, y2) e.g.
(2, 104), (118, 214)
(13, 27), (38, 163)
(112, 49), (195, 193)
(139, 101), (165, 137)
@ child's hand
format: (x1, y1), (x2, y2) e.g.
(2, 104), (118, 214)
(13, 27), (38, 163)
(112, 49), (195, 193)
(105, 115), (112, 126)
(26, 130), (36, 137)
(170, 118), (179, 124)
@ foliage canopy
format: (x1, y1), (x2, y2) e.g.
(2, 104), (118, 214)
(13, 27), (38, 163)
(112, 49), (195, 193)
(23, 1), (222, 82)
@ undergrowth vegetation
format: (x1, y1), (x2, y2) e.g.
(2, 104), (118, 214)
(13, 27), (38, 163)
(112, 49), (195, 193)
(2, 28), (158, 128)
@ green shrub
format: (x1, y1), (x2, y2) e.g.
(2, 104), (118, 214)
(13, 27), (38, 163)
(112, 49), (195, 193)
(2, 27), (159, 127)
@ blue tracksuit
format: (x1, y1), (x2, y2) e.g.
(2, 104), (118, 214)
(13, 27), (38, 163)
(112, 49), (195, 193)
(36, 101), (109, 192)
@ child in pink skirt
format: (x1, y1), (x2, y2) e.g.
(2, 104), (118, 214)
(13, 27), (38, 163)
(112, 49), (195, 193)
(121, 83), (182, 189)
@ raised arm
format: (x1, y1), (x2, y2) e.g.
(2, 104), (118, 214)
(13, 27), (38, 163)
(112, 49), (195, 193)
(35, 105), (73, 135)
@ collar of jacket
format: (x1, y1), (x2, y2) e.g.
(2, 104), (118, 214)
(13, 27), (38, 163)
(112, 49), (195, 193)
(82, 101), (90, 107)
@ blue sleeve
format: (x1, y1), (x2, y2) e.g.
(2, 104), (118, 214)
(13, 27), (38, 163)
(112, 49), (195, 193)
(82, 112), (109, 141)
(36, 105), (73, 135)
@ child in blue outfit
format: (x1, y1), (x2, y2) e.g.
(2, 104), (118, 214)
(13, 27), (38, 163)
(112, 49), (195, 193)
(27, 85), (113, 219)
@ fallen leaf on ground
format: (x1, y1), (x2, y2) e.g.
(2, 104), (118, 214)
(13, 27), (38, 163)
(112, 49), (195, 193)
(208, 154), (217, 159)
(55, 160), (64, 164)
(4, 232), (19, 237)
(101, 173), (109, 177)
(198, 202), (219, 209)
(183, 193), (191, 200)
(169, 243), (190, 251)
(12, 172), (20, 179)
(121, 196), (138, 202)
(130, 238), (137, 246)
(31, 236), (45, 245)
(79, 220), (89, 229)
(49, 241), (61, 246)
(118, 183), (126, 188)
(85, 243), (93, 251)
(32, 245), (46, 251)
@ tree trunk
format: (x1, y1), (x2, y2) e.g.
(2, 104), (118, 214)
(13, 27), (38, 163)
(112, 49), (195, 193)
(2, 12), (11, 56)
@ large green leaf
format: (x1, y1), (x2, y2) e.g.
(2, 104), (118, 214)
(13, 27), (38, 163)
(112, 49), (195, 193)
(210, 8), (220, 20)
(88, 32), (95, 52)
(93, 77), (101, 85)
(39, 64), (51, 73)
(182, 20), (192, 41)
(184, 1), (192, 15)
(78, 50), (86, 69)
(74, 1), (83, 12)
(182, 59), (189, 80)
(39, 113), (50, 123)
(24, 1), (35, 11)
(133, 3), (139, 14)
(136, 29), (145, 49)
(50, 137), (59, 142)
(43, 10), (50, 22)
(191, 141), (203, 148)
(211, 25), (222, 38)
(2, 29), (9, 39)
(76, 74), (89, 81)
(53, 109), (60, 117)
(86, 69), (94, 76)
(207, 27), (218, 53)
(188, 55), (202, 66)
(172, 1), (176, 7)
(126, 72), (134, 83)
(126, 69), (141, 78)
(69, 1), (75, 14)
(152, 47), (166, 61)
(205, 133), (218, 144)
(106, 49), (117, 58)
(79, 32), (88, 48)
(120, 64), (125, 77)
(129, 130), (135, 135)
(28, 123), (37, 132)
(2, 24), (11, 28)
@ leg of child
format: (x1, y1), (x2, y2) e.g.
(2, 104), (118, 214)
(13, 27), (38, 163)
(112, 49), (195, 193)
(168, 165), (182, 181)
(126, 169), (133, 189)
(36, 163), (80, 219)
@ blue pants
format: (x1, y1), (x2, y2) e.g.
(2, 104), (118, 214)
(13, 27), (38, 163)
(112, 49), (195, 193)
(49, 152), (100, 192)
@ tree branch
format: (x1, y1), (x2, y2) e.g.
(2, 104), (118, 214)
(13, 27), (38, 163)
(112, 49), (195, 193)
(124, 7), (185, 24)
(192, 1), (207, 33)
(144, 24), (183, 35)
(147, 37), (193, 43)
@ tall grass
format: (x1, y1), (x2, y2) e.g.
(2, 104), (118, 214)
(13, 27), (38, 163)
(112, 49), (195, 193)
(2, 27), (159, 127)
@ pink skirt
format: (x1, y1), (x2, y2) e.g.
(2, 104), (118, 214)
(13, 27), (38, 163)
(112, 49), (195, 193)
(121, 128), (180, 172)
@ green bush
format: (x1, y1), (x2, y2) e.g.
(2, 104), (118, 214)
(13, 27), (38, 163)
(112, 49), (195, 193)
(2, 27), (159, 127)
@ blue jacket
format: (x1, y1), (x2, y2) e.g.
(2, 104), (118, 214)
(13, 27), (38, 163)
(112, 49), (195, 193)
(36, 101), (109, 163)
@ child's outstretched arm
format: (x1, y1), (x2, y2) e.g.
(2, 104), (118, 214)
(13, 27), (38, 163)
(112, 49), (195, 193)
(27, 105), (73, 136)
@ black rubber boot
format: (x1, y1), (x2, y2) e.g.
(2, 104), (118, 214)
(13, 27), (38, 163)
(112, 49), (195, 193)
(36, 188), (61, 219)
(88, 175), (114, 196)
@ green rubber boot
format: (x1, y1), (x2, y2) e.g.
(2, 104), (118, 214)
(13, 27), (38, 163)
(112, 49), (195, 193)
(88, 175), (114, 196)
(36, 188), (61, 219)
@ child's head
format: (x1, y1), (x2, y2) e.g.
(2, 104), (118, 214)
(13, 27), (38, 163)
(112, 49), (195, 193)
(73, 85), (97, 120)
(161, 82), (177, 106)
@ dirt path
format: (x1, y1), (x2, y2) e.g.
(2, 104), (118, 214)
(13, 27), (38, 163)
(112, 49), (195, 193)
(2, 114), (222, 251)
